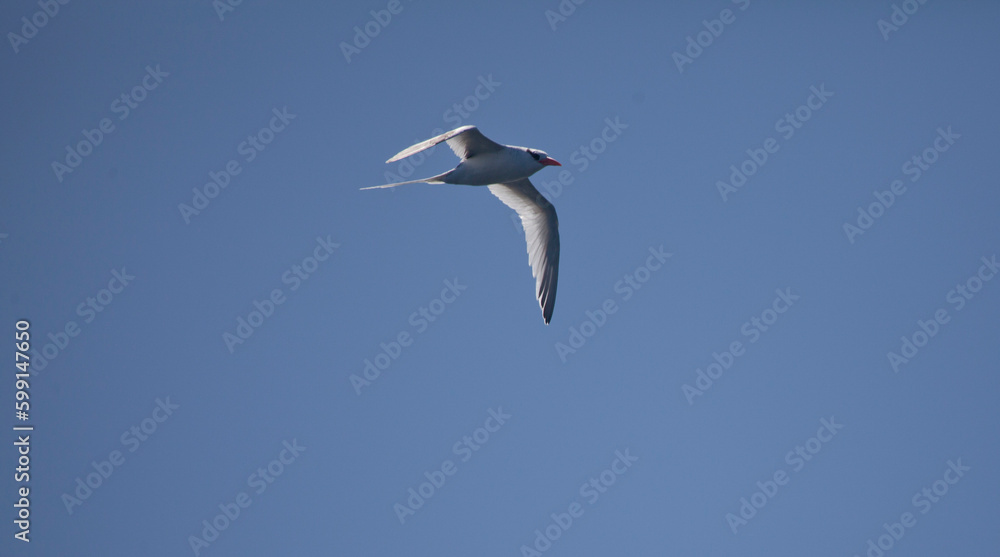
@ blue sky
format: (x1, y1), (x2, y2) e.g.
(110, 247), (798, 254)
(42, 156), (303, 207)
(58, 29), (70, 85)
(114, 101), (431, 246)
(1, 1), (998, 556)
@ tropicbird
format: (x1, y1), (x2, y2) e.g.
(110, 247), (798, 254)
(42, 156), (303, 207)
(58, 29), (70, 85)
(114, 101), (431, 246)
(362, 126), (562, 324)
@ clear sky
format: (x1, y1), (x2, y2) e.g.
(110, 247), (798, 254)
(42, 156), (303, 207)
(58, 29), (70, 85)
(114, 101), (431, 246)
(1, 1), (998, 556)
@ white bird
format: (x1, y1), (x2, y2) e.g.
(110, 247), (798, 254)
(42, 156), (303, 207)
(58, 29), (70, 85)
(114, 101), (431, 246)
(362, 126), (562, 324)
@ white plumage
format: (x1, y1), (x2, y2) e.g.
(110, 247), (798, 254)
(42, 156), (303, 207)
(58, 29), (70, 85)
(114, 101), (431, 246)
(362, 126), (562, 324)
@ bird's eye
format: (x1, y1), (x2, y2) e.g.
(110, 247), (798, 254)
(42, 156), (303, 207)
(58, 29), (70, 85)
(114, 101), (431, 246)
(529, 151), (540, 161)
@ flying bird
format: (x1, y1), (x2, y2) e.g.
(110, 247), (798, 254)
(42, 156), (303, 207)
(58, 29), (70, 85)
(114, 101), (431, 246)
(362, 126), (561, 324)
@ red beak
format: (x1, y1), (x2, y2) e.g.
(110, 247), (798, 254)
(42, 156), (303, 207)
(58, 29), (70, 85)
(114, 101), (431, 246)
(541, 157), (562, 167)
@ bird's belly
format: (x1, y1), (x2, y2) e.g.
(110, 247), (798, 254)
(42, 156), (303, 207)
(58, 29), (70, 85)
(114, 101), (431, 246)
(446, 157), (535, 186)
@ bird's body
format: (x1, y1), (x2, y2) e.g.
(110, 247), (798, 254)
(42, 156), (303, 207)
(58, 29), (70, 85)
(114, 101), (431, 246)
(438, 148), (546, 186)
(362, 126), (562, 324)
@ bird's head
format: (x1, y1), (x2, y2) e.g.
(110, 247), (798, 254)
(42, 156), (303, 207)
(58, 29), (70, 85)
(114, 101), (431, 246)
(526, 149), (562, 168)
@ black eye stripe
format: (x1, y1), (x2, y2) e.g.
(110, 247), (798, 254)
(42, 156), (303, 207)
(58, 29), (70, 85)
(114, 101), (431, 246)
(530, 151), (540, 161)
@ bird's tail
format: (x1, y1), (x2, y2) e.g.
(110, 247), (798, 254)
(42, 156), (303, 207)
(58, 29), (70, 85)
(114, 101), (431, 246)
(359, 171), (451, 190)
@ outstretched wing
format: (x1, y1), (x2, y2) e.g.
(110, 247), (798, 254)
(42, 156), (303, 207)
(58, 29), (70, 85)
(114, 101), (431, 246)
(386, 126), (505, 163)
(488, 178), (560, 324)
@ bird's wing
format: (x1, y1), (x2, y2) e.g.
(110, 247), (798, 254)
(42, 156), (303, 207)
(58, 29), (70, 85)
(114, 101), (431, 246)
(488, 178), (560, 324)
(386, 126), (505, 163)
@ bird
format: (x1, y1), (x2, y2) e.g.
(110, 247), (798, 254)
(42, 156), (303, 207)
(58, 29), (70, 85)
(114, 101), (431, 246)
(361, 126), (562, 324)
